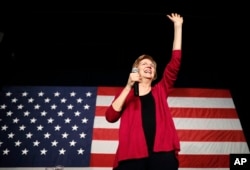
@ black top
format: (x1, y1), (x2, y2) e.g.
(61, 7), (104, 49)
(140, 91), (156, 154)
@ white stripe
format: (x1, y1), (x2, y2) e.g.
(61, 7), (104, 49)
(180, 141), (250, 154)
(96, 96), (235, 108)
(174, 118), (243, 130)
(91, 140), (117, 153)
(93, 116), (243, 130)
(96, 96), (114, 106)
(93, 116), (120, 129)
(91, 140), (250, 154)
(167, 97), (235, 108)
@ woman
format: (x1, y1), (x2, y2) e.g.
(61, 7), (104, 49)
(105, 13), (183, 170)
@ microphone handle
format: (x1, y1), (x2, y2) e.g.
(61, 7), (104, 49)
(134, 82), (139, 96)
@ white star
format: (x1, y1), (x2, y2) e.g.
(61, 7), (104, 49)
(34, 104), (40, 110)
(67, 104), (74, 110)
(2, 125), (8, 131)
(77, 148), (84, 155)
(57, 111), (64, 116)
(51, 140), (58, 147)
(17, 104), (24, 110)
(38, 91), (44, 97)
(0, 104), (7, 109)
(59, 148), (66, 155)
(26, 132), (33, 139)
(70, 92), (76, 97)
(6, 92), (12, 96)
(72, 125), (78, 131)
(33, 140), (40, 146)
(30, 117), (37, 123)
(74, 111), (81, 116)
(79, 132), (86, 138)
(65, 118), (71, 123)
(44, 98), (51, 103)
(48, 118), (54, 124)
(22, 92), (28, 97)
(19, 125), (26, 131)
(55, 125), (61, 131)
(23, 111), (30, 116)
(83, 104), (90, 110)
(54, 92), (60, 97)
(28, 98), (34, 103)
(81, 117), (88, 124)
(15, 140), (22, 147)
(3, 148), (10, 155)
(44, 132), (51, 139)
(8, 132), (15, 138)
(86, 92), (92, 97)
(62, 132), (69, 139)
(69, 140), (77, 146)
(13, 118), (19, 123)
(6, 111), (13, 116)
(76, 98), (83, 103)
(37, 125), (44, 131)
(51, 104), (57, 110)
(22, 148), (29, 155)
(61, 98), (67, 103)
(40, 110), (47, 116)
(40, 148), (47, 155)
(11, 98), (18, 103)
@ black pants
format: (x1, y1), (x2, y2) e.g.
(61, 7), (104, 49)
(115, 151), (179, 170)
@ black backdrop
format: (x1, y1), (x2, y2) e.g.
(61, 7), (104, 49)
(0, 1), (249, 146)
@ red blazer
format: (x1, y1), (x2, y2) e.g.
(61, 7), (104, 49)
(105, 50), (182, 169)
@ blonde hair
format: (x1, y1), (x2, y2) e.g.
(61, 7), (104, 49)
(132, 54), (157, 80)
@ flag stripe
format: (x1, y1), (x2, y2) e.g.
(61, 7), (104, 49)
(170, 108), (238, 118)
(91, 140), (249, 155)
(90, 154), (230, 168)
(93, 129), (246, 142)
(93, 116), (243, 130)
(97, 107), (239, 118)
(97, 87), (232, 98)
(96, 96), (235, 108)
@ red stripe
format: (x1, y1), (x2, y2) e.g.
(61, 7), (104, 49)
(178, 130), (247, 141)
(90, 154), (229, 168)
(179, 155), (229, 168)
(95, 106), (108, 116)
(90, 153), (115, 167)
(169, 88), (232, 97)
(170, 108), (239, 118)
(93, 128), (246, 142)
(97, 86), (122, 95)
(96, 107), (238, 118)
(97, 87), (232, 97)
(93, 128), (119, 140)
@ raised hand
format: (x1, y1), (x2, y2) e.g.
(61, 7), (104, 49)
(167, 13), (183, 26)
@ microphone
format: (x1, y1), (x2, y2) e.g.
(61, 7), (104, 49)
(131, 68), (139, 96)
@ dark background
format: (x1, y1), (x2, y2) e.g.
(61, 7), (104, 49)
(0, 2), (249, 147)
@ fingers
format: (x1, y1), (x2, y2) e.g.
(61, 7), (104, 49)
(167, 13), (182, 18)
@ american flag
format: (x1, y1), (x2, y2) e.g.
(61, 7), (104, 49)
(0, 86), (249, 170)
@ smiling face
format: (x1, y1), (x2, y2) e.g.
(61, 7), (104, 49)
(132, 54), (157, 81)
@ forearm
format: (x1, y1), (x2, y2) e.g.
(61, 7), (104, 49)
(111, 85), (131, 112)
(172, 25), (182, 50)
